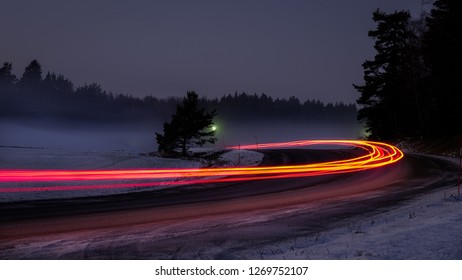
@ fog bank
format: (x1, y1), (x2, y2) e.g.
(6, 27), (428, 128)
(0, 120), (362, 152)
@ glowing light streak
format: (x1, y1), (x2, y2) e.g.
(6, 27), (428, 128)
(0, 140), (403, 193)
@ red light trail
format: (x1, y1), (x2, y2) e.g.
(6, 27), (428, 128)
(0, 140), (403, 193)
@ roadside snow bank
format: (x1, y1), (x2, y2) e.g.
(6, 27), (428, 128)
(0, 147), (201, 170)
(218, 149), (264, 167)
(248, 186), (462, 260)
(0, 147), (263, 202)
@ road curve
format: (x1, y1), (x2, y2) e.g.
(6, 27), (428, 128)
(0, 140), (402, 191)
(0, 146), (458, 259)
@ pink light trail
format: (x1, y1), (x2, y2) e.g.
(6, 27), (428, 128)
(0, 140), (403, 193)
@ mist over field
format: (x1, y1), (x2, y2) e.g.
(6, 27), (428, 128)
(0, 119), (362, 152)
(0, 120), (158, 152)
(214, 120), (362, 148)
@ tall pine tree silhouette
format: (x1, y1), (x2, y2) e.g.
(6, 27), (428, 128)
(423, 0), (462, 137)
(18, 60), (43, 92)
(355, 10), (422, 140)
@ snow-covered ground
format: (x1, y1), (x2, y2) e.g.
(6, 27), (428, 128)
(216, 149), (264, 167)
(240, 185), (462, 260)
(2, 173), (460, 260)
(0, 146), (263, 202)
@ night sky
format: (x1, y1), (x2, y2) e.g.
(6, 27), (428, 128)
(1, 0), (424, 103)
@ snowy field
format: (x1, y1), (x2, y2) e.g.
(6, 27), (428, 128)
(239, 184), (462, 259)
(0, 146), (263, 202)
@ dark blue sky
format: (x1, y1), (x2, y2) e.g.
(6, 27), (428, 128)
(0, 0), (425, 103)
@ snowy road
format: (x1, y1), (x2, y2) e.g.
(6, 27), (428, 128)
(0, 149), (459, 259)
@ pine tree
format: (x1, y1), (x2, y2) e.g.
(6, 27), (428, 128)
(18, 59), (43, 91)
(354, 10), (423, 140)
(0, 62), (17, 117)
(0, 62), (16, 93)
(43, 72), (74, 94)
(423, 0), (462, 137)
(156, 91), (217, 156)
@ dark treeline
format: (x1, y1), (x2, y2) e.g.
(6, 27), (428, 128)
(0, 60), (356, 124)
(355, 0), (461, 141)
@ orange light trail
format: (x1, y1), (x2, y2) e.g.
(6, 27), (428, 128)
(0, 140), (403, 193)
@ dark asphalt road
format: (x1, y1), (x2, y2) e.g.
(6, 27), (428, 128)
(0, 149), (358, 222)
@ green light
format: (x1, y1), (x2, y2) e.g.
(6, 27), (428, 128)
(211, 125), (217, 131)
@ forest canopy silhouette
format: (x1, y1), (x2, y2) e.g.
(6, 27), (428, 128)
(355, 0), (461, 141)
(0, 60), (356, 125)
